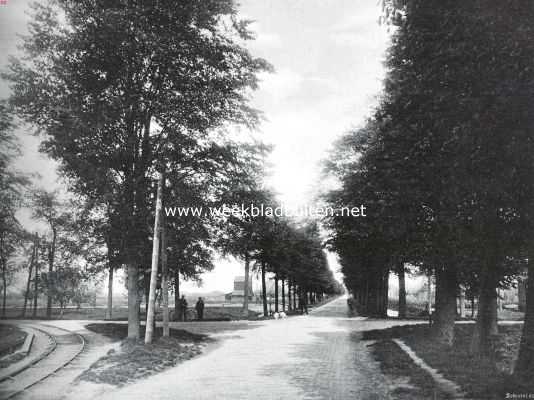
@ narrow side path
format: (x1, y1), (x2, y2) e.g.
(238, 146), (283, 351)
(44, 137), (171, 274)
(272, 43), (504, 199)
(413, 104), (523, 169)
(0, 325), (55, 384)
(0, 323), (84, 400)
(0, 320), (119, 400)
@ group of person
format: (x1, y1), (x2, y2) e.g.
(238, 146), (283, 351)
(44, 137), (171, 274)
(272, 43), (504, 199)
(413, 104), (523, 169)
(177, 296), (205, 321)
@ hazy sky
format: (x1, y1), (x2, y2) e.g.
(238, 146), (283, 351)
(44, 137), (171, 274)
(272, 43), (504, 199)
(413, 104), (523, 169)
(1, 0), (389, 293)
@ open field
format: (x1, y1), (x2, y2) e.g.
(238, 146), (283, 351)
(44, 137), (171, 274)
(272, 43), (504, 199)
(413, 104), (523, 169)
(0, 304), (263, 321)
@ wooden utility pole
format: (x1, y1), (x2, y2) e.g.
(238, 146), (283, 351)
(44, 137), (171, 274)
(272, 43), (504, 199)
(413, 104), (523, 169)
(161, 218), (169, 337)
(145, 171), (164, 344)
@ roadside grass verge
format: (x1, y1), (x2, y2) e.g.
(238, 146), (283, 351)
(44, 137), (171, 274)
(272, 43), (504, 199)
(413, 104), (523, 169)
(0, 324), (28, 368)
(363, 323), (528, 399)
(79, 324), (211, 386)
(369, 340), (450, 400)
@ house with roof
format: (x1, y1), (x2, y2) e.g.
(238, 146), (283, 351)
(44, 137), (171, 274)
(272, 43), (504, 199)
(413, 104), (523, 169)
(225, 276), (254, 302)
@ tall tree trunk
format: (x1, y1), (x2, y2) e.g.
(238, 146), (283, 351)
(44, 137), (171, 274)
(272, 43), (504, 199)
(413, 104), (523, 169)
(127, 263), (140, 339)
(33, 261), (39, 318)
(144, 281), (149, 316)
(145, 171), (164, 344)
(105, 264), (113, 320)
(398, 262), (407, 319)
(261, 262), (268, 317)
(281, 279), (285, 311)
(242, 253), (250, 318)
(470, 261), (499, 361)
(382, 270), (389, 317)
(288, 280), (292, 311)
(23, 238), (37, 318)
(274, 275), (279, 313)
(489, 295), (498, 335)
(161, 220), (169, 337)
(174, 269), (180, 321)
(1, 261), (6, 318)
(459, 286), (466, 318)
(427, 273), (433, 320)
(515, 254), (534, 380)
(432, 265), (457, 346)
(293, 283), (297, 310)
(46, 228), (57, 319)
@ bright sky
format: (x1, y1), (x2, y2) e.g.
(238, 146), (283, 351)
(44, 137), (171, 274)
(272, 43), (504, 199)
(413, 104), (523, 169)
(0, 0), (389, 294)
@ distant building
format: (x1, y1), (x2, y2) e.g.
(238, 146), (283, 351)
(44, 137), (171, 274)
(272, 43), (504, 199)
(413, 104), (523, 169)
(225, 276), (254, 302)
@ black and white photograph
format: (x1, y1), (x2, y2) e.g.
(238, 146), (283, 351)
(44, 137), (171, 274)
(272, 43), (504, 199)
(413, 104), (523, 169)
(0, 0), (533, 399)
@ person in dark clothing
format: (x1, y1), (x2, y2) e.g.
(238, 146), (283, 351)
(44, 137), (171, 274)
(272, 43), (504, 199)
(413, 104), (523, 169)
(180, 295), (188, 321)
(299, 292), (308, 315)
(195, 297), (205, 320)
(347, 297), (356, 316)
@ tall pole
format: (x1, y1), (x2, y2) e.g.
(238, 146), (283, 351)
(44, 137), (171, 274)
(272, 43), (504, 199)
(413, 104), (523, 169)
(161, 218), (169, 337)
(145, 171), (164, 344)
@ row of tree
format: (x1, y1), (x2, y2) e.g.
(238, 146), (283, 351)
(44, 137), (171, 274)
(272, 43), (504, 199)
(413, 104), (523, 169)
(1, 0), (341, 342)
(326, 0), (534, 380)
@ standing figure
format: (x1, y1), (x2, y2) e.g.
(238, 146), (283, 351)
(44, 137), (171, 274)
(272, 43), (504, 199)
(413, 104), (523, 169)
(195, 297), (205, 320)
(180, 295), (188, 321)
(299, 292), (308, 315)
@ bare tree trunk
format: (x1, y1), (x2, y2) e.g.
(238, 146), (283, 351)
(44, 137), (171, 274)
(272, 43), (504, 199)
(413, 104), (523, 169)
(23, 238), (37, 317)
(427, 272), (433, 320)
(105, 264), (113, 320)
(432, 265), (457, 346)
(145, 171), (164, 344)
(515, 254), (534, 380)
(382, 271), (389, 316)
(127, 263), (140, 339)
(398, 262), (407, 319)
(1, 261), (6, 318)
(459, 286), (466, 318)
(274, 275), (279, 313)
(161, 220), (169, 337)
(242, 253), (250, 318)
(288, 280), (292, 311)
(293, 283), (297, 310)
(33, 261), (39, 318)
(470, 262), (499, 362)
(281, 279), (285, 312)
(261, 262), (268, 317)
(46, 228), (57, 319)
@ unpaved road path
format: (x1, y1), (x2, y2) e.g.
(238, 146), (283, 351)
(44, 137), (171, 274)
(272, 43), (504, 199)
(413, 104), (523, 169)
(94, 297), (422, 400)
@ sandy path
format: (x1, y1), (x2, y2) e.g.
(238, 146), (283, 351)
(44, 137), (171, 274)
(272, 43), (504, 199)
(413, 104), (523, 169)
(94, 297), (419, 400)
